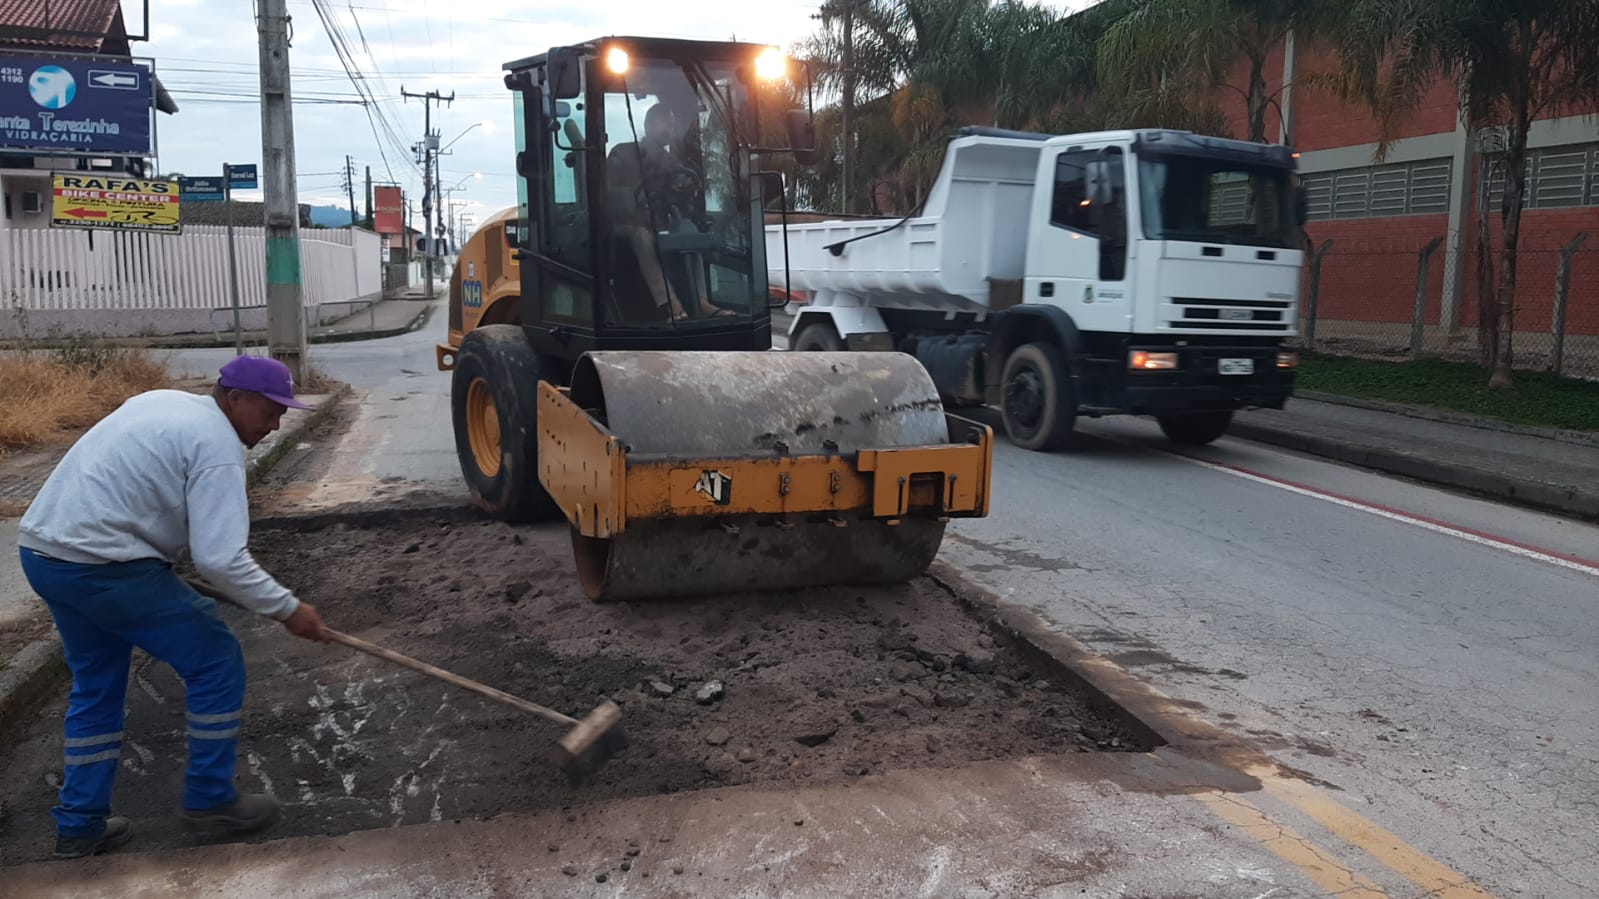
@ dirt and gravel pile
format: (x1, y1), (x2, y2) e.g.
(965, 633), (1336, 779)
(0, 514), (1150, 861)
(262, 517), (1148, 779)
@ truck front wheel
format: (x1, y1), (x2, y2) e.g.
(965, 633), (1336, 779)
(1156, 410), (1234, 446)
(450, 325), (561, 522)
(790, 321), (845, 351)
(1000, 342), (1077, 451)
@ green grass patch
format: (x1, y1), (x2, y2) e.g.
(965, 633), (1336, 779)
(1297, 355), (1599, 433)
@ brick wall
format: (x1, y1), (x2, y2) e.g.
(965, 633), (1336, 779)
(1288, 43), (1460, 151)
(1303, 216), (1451, 325)
(1457, 201), (1599, 335)
(1273, 37), (1599, 345)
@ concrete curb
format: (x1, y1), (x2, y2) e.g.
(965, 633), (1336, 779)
(926, 560), (1270, 768)
(0, 635), (67, 739)
(0, 385), (354, 740)
(247, 385), (352, 487)
(2, 303), (435, 352)
(1295, 391), (1599, 449)
(1230, 419), (1599, 522)
(304, 303), (433, 347)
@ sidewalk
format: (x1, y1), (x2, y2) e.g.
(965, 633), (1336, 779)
(166, 288), (440, 349)
(3, 289), (442, 352)
(1236, 394), (1599, 520)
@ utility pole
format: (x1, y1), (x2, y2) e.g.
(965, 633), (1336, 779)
(344, 155), (358, 226)
(841, 0), (854, 216)
(256, 0), (307, 381)
(816, 0), (857, 214)
(364, 164), (373, 228)
(402, 86), (453, 297)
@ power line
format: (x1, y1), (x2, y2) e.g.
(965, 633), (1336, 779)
(307, 0), (416, 183)
(319, 0), (416, 168)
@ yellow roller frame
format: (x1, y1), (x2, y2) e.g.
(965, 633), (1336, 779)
(536, 381), (993, 539)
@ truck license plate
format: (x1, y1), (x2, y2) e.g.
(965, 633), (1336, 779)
(1219, 358), (1254, 375)
(1220, 308), (1254, 321)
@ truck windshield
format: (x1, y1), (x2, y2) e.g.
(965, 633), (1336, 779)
(1138, 155), (1295, 249)
(597, 57), (759, 327)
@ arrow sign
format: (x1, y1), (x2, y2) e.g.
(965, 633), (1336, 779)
(63, 207), (109, 219)
(87, 70), (141, 90)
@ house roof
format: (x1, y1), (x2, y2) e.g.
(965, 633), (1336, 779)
(0, 0), (121, 50)
(182, 200), (313, 229)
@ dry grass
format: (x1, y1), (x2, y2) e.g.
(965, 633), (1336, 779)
(0, 345), (173, 453)
(300, 361), (339, 394)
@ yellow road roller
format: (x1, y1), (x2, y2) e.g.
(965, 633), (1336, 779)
(437, 35), (992, 601)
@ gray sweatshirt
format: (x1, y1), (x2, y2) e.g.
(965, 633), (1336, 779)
(17, 389), (299, 621)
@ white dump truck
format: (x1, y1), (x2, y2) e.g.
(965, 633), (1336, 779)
(766, 126), (1307, 450)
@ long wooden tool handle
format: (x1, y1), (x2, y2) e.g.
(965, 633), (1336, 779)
(182, 577), (580, 728)
(323, 628), (579, 727)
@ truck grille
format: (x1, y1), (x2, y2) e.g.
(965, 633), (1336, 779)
(1169, 297), (1292, 331)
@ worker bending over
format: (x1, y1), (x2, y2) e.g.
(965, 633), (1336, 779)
(16, 355), (328, 860)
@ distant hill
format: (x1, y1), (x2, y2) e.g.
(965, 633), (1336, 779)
(307, 204), (357, 228)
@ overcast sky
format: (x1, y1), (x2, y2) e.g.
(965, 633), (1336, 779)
(135, 0), (1093, 232)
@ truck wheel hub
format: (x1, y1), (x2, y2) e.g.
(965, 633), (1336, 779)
(1005, 369), (1046, 429)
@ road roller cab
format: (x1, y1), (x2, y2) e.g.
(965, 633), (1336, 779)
(440, 35), (994, 600)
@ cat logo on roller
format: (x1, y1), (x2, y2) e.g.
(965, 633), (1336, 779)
(694, 470), (732, 506)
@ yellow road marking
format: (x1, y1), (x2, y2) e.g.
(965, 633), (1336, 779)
(1196, 789), (1389, 898)
(1261, 774), (1495, 898)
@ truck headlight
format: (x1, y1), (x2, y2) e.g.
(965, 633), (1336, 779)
(1277, 352), (1299, 369)
(1129, 351), (1179, 371)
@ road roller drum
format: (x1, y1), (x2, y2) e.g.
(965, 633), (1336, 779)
(537, 351), (993, 601)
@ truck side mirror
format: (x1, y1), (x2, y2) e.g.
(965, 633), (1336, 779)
(1294, 185), (1309, 226)
(786, 109), (818, 166)
(547, 48), (581, 100)
(758, 171), (786, 208)
(1085, 161), (1116, 206)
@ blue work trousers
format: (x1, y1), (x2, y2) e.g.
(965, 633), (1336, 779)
(18, 548), (246, 838)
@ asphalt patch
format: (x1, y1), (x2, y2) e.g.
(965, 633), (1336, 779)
(0, 516), (1150, 863)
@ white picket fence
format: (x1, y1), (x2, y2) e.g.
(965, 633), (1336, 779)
(0, 225), (382, 321)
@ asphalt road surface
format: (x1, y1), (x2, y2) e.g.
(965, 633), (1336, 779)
(165, 309), (1597, 895)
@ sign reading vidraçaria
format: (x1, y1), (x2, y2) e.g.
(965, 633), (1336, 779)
(0, 54), (153, 156)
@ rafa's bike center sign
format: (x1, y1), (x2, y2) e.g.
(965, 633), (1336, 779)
(52, 175), (180, 233)
(0, 55), (153, 156)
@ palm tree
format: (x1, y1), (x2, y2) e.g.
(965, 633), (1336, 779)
(792, 0), (999, 212)
(1097, 0), (1343, 143)
(1323, 0), (1599, 386)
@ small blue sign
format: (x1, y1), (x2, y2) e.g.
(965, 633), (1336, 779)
(0, 54), (151, 155)
(178, 176), (224, 201)
(227, 164), (258, 190)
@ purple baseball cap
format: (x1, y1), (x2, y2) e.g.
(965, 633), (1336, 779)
(218, 355), (314, 410)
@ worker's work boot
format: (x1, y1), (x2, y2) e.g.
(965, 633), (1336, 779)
(52, 815), (133, 860)
(178, 792), (282, 835)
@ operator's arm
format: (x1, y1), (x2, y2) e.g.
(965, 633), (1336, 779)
(185, 462), (300, 621)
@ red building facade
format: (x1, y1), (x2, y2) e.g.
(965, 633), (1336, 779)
(1211, 36), (1599, 366)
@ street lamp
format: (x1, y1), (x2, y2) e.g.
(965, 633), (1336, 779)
(441, 121), (494, 154)
(440, 173), (483, 250)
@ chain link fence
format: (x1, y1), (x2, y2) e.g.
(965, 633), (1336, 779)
(1296, 230), (1599, 379)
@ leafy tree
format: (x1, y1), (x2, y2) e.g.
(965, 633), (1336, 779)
(1097, 0), (1345, 143)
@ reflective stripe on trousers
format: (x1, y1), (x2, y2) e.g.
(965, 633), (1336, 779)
(19, 549), (247, 838)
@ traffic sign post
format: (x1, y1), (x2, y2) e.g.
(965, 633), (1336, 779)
(176, 176), (223, 201)
(227, 165), (259, 190)
(224, 162), (244, 355)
